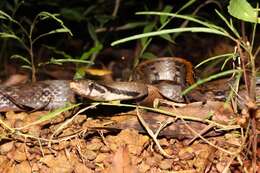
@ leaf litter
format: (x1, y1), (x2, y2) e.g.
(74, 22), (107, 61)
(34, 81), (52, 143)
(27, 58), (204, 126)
(0, 96), (256, 173)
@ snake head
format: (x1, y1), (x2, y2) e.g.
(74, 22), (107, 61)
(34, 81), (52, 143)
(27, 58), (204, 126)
(70, 80), (95, 98)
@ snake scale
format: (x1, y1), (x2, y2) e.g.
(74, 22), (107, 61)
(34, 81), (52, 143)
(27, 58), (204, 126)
(0, 57), (259, 112)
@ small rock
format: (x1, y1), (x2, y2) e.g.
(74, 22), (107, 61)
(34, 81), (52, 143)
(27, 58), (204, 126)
(0, 156), (9, 171)
(40, 153), (73, 173)
(0, 141), (14, 155)
(52, 141), (70, 150)
(131, 155), (142, 165)
(100, 145), (110, 153)
(31, 161), (40, 172)
(86, 143), (102, 151)
(178, 147), (195, 160)
(145, 157), (157, 167)
(159, 138), (169, 147)
(84, 150), (97, 161)
(15, 161), (31, 173)
(216, 161), (228, 173)
(95, 153), (108, 163)
(0, 155), (7, 165)
(14, 142), (23, 149)
(74, 163), (93, 173)
(159, 159), (173, 170)
(153, 153), (164, 162)
(138, 162), (150, 173)
(90, 138), (102, 144)
(39, 164), (52, 173)
(12, 150), (27, 162)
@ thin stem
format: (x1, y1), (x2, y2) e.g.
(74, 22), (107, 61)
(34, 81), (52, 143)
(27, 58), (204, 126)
(29, 40), (36, 82)
(28, 15), (40, 82)
(253, 46), (260, 57)
(112, 0), (121, 17)
(251, 4), (259, 51)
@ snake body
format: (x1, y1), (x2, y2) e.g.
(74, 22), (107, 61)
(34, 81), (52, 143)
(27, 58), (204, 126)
(0, 80), (75, 112)
(132, 57), (194, 102)
(0, 57), (259, 112)
(0, 57), (191, 111)
(70, 57), (194, 102)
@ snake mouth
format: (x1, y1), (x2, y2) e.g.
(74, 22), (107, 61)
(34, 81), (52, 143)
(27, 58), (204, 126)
(69, 81), (87, 96)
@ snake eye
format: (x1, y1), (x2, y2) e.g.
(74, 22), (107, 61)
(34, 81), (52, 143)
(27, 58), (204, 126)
(87, 82), (95, 92)
(88, 82), (94, 88)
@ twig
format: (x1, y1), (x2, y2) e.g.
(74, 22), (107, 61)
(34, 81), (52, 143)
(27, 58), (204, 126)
(181, 117), (240, 155)
(136, 107), (173, 158)
(155, 118), (176, 137)
(97, 102), (241, 130)
(150, 117), (176, 152)
(48, 103), (99, 147)
(187, 124), (215, 145)
(98, 130), (111, 151)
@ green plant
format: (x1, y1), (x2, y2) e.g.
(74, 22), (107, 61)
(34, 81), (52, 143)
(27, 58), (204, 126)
(112, 0), (259, 99)
(0, 8), (73, 81)
(132, 0), (223, 66)
(38, 22), (104, 80)
(112, 0), (259, 171)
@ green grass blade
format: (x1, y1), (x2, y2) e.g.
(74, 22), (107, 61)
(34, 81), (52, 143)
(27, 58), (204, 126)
(215, 10), (240, 38)
(181, 69), (242, 95)
(221, 55), (237, 70)
(33, 28), (72, 44)
(195, 53), (235, 68)
(0, 10), (15, 21)
(0, 32), (21, 41)
(50, 58), (92, 64)
(112, 27), (230, 46)
(38, 103), (80, 122)
(20, 103), (81, 130)
(136, 12), (227, 33)
(10, 54), (31, 65)
(37, 11), (73, 36)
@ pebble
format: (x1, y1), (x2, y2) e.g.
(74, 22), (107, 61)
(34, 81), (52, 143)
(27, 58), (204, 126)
(84, 150), (97, 161)
(138, 162), (150, 173)
(86, 143), (102, 151)
(10, 150), (27, 162)
(159, 159), (173, 170)
(0, 141), (14, 155)
(100, 145), (110, 153)
(95, 153), (108, 163)
(14, 161), (31, 173)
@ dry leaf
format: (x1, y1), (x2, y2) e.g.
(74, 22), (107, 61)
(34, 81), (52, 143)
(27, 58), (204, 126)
(104, 145), (138, 173)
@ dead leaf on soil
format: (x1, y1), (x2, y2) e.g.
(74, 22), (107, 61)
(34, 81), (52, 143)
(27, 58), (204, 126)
(104, 145), (138, 173)
(104, 101), (238, 139)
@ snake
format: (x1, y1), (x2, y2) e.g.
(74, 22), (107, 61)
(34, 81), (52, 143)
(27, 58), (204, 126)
(0, 57), (258, 112)
(70, 57), (194, 102)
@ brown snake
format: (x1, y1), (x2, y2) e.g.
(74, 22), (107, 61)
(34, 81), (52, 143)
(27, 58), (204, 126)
(0, 57), (259, 112)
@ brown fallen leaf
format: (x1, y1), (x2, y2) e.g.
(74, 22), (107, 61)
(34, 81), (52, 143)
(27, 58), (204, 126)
(104, 145), (138, 173)
(97, 101), (240, 140)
